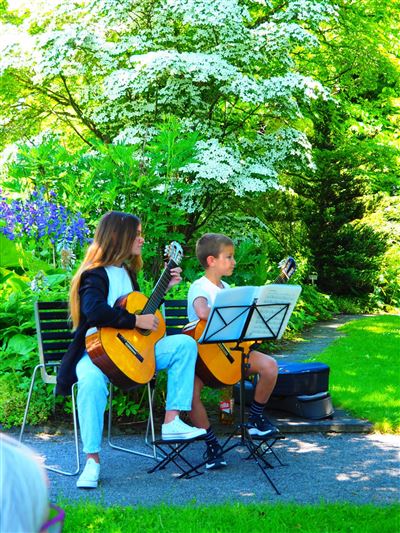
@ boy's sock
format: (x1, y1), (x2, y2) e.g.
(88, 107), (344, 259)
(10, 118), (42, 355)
(249, 399), (265, 420)
(204, 426), (227, 469)
(205, 426), (219, 448)
(248, 400), (279, 436)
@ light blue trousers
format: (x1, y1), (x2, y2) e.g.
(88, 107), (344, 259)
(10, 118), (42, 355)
(76, 334), (198, 454)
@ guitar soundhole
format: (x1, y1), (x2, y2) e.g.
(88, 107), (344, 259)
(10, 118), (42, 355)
(133, 309), (152, 336)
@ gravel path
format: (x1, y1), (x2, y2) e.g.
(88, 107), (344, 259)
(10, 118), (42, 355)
(11, 430), (400, 506)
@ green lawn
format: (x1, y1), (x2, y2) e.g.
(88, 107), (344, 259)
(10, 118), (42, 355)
(61, 502), (399, 532)
(307, 315), (400, 433)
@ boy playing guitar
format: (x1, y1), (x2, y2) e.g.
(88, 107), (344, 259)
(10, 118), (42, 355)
(186, 233), (282, 470)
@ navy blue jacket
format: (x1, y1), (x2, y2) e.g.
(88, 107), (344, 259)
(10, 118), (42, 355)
(56, 267), (139, 396)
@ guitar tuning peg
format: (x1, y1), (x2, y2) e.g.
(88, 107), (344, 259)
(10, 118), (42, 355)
(163, 245), (171, 261)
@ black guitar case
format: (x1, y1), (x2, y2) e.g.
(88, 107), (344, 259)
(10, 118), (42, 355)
(267, 391), (334, 419)
(273, 362), (330, 396)
(233, 361), (334, 420)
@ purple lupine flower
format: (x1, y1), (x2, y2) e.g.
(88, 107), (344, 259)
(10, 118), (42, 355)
(0, 189), (90, 259)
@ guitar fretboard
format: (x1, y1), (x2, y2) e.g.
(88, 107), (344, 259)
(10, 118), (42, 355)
(275, 272), (288, 284)
(142, 260), (177, 314)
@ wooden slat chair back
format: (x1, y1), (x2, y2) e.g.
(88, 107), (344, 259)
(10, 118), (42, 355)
(19, 301), (80, 475)
(35, 301), (73, 384)
(164, 299), (188, 335)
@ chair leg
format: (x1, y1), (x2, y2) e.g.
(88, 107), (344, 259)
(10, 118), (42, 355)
(144, 382), (156, 447)
(107, 382), (160, 461)
(20, 369), (80, 476)
(44, 382), (80, 476)
(19, 364), (43, 442)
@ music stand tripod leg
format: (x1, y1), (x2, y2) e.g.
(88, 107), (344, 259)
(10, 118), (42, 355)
(200, 293), (299, 495)
(239, 344), (250, 442)
(219, 345), (249, 451)
(256, 437), (287, 467)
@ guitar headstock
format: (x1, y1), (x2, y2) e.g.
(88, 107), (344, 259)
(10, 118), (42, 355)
(278, 256), (297, 281)
(164, 241), (184, 268)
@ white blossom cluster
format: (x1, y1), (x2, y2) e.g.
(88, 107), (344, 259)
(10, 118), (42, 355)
(253, 21), (319, 53)
(272, 0), (338, 26)
(113, 125), (159, 146)
(0, 0), (337, 203)
(180, 126), (315, 201)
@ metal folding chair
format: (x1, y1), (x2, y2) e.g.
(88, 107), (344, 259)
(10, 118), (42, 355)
(19, 301), (159, 476)
(19, 301), (79, 475)
(107, 379), (158, 459)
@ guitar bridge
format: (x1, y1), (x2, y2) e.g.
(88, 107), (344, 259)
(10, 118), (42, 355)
(117, 333), (144, 363)
(218, 343), (235, 364)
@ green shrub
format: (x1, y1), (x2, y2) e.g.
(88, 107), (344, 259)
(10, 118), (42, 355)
(288, 285), (339, 332)
(0, 241), (71, 427)
(110, 387), (150, 421)
(0, 373), (53, 428)
(332, 296), (368, 314)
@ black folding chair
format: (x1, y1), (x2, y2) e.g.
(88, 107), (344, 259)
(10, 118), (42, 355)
(164, 299), (189, 335)
(19, 301), (158, 476)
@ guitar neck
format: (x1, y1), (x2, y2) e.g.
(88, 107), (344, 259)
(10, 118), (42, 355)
(274, 271), (289, 284)
(142, 261), (177, 314)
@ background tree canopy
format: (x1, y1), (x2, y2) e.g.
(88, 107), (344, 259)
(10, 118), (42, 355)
(0, 0), (399, 306)
(0, 0), (398, 429)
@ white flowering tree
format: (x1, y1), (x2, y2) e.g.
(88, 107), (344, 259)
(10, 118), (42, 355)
(0, 0), (335, 244)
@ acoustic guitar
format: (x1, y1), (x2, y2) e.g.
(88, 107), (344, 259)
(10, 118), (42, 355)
(86, 242), (184, 391)
(183, 257), (297, 388)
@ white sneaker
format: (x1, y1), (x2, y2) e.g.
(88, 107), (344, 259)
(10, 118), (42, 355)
(161, 416), (206, 441)
(76, 458), (100, 489)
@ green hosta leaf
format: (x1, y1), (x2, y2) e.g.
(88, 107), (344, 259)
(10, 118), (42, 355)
(46, 273), (69, 287)
(0, 234), (50, 271)
(6, 333), (36, 356)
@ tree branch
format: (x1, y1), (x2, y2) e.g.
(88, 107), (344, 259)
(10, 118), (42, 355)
(59, 74), (110, 143)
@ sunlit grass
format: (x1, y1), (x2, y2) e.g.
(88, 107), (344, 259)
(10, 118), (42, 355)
(61, 502), (400, 533)
(307, 315), (400, 433)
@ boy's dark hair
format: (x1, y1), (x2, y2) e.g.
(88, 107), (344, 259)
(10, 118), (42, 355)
(196, 233), (234, 268)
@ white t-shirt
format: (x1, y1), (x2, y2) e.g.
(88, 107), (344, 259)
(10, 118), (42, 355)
(105, 265), (133, 306)
(187, 275), (229, 322)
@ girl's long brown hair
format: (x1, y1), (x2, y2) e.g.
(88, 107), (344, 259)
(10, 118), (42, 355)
(70, 211), (142, 329)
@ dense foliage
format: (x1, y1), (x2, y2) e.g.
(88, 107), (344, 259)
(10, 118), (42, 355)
(0, 0), (398, 426)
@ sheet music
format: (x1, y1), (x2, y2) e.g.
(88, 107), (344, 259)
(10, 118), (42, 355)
(198, 286), (258, 343)
(198, 283), (302, 343)
(244, 284), (302, 340)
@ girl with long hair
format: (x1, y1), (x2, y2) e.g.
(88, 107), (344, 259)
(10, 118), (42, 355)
(57, 211), (205, 489)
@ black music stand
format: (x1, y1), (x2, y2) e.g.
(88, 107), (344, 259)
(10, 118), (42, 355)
(196, 284), (301, 494)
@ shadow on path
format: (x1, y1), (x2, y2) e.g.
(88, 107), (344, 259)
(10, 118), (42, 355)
(8, 430), (399, 506)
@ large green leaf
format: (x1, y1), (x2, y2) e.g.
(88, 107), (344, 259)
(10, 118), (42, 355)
(0, 234), (50, 271)
(6, 333), (36, 355)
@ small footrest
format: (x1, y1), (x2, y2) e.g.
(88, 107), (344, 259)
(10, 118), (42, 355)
(148, 435), (205, 479)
